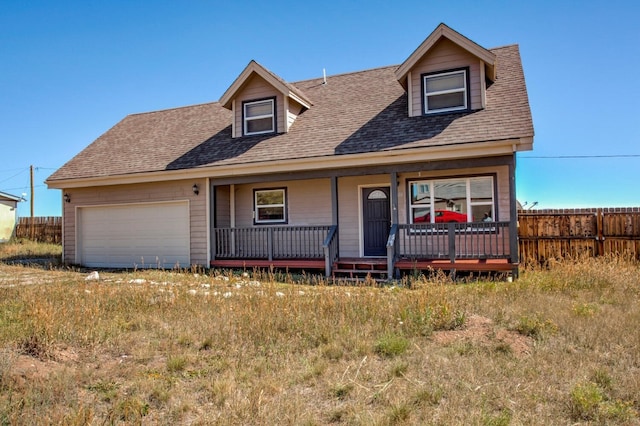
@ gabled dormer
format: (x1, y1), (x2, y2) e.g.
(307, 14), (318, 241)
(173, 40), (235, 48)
(395, 23), (496, 117)
(219, 60), (312, 138)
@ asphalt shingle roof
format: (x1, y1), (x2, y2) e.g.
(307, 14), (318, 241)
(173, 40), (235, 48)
(47, 44), (533, 182)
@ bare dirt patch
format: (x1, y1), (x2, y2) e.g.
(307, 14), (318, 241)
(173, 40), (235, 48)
(432, 314), (533, 357)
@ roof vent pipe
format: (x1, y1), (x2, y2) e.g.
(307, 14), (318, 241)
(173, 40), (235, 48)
(323, 68), (327, 85)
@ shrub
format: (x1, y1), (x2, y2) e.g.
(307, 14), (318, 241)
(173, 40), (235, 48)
(374, 333), (409, 358)
(514, 313), (557, 340)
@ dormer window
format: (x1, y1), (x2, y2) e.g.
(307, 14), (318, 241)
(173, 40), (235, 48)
(243, 98), (275, 135)
(423, 68), (469, 114)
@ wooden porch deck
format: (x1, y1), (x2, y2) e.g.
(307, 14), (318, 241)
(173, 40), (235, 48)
(394, 258), (516, 272)
(210, 222), (518, 278)
(210, 257), (517, 277)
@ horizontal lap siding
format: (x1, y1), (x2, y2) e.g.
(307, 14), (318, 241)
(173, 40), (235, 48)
(215, 186), (231, 228)
(226, 179), (332, 259)
(409, 38), (482, 116)
(233, 75), (284, 137)
(287, 100), (304, 131)
(62, 179), (207, 266)
(234, 179), (332, 227)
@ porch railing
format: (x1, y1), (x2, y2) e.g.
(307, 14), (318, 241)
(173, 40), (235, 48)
(323, 225), (339, 277)
(213, 225), (332, 260)
(396, 222), (511, 262)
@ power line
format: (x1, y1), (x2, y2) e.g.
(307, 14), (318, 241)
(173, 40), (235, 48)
(0, 184), (47, 192)
(0, 168), (29, 185)
(0, 166), (32, 173)
(0, 166), (57, 174)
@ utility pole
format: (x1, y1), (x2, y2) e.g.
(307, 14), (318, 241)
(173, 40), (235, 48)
(30, 165), (34, 218)
(30, 165), (34, 240)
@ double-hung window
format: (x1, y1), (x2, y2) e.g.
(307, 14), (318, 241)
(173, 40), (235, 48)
(409, 176), (495, 224)
(244, 98), (275, 135)
(254, 188), (287, 224)
(423, 69), (468, 114)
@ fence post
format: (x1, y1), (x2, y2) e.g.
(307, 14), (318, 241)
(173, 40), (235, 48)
(596, 208), (604, 257)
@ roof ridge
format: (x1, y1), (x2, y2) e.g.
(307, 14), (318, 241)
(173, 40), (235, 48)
(292, 64), (400, 85)
(128, 101), (220, 117)
(489, 43), (519, 51)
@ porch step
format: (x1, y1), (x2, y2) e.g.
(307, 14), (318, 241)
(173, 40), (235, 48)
(332, 258), (388, 278)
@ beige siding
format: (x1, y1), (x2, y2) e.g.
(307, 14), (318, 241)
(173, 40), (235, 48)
(338, 175), (390, 257)
(286, 99), (305, 131)
(0, 200), (17, 242)
(62, 179), (207, 266)
(233, 179), (333, 227)
(215, 185), (231, 227)
(409, 38), (483, 116)
(233, 74), (284, 137)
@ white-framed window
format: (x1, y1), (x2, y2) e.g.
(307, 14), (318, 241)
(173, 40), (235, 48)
(254, 188), (287, 224)
(244, 98), (275, 135)
(423, 69), (468, 114)
(409, 176), (494, 224)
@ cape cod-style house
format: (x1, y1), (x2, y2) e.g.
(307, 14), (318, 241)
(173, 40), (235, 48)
(46, 23), (534, 278)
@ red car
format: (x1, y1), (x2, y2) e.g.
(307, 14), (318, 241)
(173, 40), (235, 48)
(415, 210), (468, 223)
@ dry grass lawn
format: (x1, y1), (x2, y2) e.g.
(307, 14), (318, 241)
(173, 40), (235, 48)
(1, 242), (639, 425)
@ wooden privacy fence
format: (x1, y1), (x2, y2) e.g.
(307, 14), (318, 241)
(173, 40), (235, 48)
(518, 208), (640, 264)
(15, 217), (62, 243)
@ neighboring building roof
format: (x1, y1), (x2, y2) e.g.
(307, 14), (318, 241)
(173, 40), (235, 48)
(0, 191), (22, 202)
(47, 44), (533, 184)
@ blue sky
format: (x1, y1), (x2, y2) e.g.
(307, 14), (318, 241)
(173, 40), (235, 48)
(1, 1), (639, 217)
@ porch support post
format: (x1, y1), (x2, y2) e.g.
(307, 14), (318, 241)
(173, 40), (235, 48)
(267, 228), (273, 261)
(230, 184), (236, 256)
(508, 155), (520, 278)
(390, 172), (399, 224)
(331, 176), (338, 225)
(210, 184), (216, 262)
(329, 176), (338, 276)
(389, 172), (399, 279)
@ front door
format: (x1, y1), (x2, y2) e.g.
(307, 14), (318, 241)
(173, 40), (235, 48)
(362, 187), (390, 256)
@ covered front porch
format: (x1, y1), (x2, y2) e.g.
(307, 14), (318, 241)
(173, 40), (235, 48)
(209, 221), (517, 278)
(208, 155), (520, 279)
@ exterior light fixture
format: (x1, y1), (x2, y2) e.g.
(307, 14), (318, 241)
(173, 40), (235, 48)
(64, 193), (71, 203)
(192, 184), (199, 195)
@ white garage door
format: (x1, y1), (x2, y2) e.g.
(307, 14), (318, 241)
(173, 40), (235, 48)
(78, 201), (190, 268)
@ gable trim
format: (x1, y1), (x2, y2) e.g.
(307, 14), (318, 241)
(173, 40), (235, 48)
(395, 23), (496, 88)
(219, 60), (312, 110)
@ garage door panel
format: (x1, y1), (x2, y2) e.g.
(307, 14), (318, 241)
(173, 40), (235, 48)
(78, 202), (190, 268)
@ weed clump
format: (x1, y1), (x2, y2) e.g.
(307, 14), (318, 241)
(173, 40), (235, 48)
(374, 333), (409, 358)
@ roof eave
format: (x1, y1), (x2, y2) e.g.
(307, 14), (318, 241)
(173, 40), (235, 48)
(0, 191), (22, 202)
(45, 137), (531, 189)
